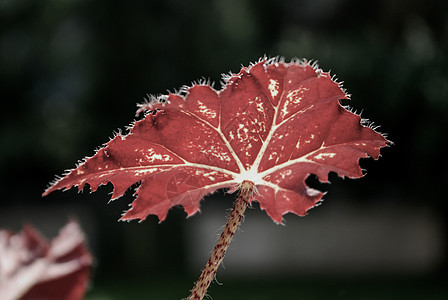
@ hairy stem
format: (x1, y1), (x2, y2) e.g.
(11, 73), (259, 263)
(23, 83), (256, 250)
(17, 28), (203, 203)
(187, 181), (254, 300)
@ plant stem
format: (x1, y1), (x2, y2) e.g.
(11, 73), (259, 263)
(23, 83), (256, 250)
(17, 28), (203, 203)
(187, 181), (254, 300)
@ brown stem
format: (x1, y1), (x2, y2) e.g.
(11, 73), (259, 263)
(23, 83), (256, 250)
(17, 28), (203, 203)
(187, 181), (254, 300)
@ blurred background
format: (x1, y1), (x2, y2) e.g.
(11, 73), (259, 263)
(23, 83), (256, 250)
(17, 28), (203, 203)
(1, 0), (447, 299)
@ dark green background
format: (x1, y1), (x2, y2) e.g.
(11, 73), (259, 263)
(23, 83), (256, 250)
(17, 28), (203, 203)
(1, 0), (447, 299)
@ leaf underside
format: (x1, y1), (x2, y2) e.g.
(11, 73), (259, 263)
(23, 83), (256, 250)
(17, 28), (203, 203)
(43, 57), (389, 223)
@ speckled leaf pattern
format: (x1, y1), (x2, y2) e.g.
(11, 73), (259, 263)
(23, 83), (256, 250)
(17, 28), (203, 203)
(44, 58), (389, 223)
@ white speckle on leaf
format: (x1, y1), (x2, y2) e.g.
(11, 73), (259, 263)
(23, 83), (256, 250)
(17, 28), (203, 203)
(135, 148), (174, 163)
(201, 145), (232, 163)
(268, 79), (279, 98)
(286, 90), (302, 105)
(279, 169), (292, 179)
(197, 100), (217, 119)
(194, 170), (217, 181)
(237, 124), (248, 142)
(282, 87), (309, 117)
(268, 152), (278, 161)
(254, 96), (265, 113)
(229, 131), (235, 140)
(281, 104), (289, 117)
(314, 153), (336, 160)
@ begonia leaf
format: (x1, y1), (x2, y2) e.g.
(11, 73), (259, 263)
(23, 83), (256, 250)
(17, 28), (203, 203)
(43, 58), (389, 223)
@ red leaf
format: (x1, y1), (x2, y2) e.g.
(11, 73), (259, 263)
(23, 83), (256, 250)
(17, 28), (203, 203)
(43, 58), (389, 223)
(0, 220), (92, 300)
